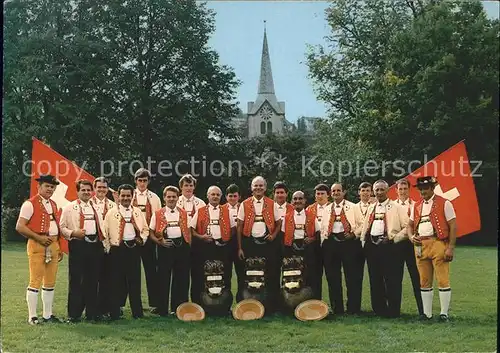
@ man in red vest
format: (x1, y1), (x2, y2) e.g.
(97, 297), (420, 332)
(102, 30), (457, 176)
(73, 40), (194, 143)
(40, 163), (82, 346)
(408, 176), (456, 322)
(177, 173), (206, 305)
(360, 179), (409, 318)
(149, 185), (191, 316)
(132, 168), (161, 314)
(16, 174), (63, 325)
(103, 184), (149, 320)
(191, 186), (235, 314)
(224, 184), (243, 301)
(237, 176), (282, 313)
(92, 177), (117, 318)
(305, 183), (331, 300)
(60, 179), (106, 322)
(321, 183), (364, 315)
(394, 178), (424, 317)
(281, 191), (320, 291)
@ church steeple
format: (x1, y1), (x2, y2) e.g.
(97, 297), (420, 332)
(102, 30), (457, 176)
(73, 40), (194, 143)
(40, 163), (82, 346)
(258, 21), (275, 95)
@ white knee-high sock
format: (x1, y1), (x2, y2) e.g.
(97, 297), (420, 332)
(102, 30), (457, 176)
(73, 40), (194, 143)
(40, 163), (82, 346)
(421, 288), (433, 318)
(26, 288), (39, 320)
(439, 288), (451, 316)
(41, 287), (55, 319)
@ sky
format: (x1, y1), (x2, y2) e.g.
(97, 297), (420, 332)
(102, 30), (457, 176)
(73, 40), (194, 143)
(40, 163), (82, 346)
(206, 1), (499, 123)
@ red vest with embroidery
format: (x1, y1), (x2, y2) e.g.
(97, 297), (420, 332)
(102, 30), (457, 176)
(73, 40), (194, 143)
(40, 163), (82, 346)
(26, 195), (61, 236)
(154, 207), (191, 244)
(327, 202), (352, 234)
(242, 196), (276, 237)
(413, 195), (450, 240)
(77, 200), (104, 241)
(283, 209), (315, 246)
(195, 205), (231, 242)
(133, 190), (153, 224)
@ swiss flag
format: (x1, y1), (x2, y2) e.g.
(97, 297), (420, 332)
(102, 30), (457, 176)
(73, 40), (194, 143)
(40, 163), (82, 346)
(30, 137), (96, 253)
(388, 140), (481, 237)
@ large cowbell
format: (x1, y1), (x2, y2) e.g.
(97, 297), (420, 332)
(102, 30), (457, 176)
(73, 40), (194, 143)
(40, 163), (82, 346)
(200, 260), (233, 316)
(281, 256), (313, 311)
(242, 257), (268, 306)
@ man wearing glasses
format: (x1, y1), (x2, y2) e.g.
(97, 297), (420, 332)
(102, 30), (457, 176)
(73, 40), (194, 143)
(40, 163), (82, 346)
(408, 176), (456, 322)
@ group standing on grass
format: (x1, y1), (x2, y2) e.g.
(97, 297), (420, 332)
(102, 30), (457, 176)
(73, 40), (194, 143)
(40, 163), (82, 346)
(16, 169), (456, 324)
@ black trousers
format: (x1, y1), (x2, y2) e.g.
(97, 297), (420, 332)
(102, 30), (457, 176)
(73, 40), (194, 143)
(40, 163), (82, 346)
(398, 239), (424, 315)
(313, 234), (324, 300)
(110, 242), (143, 319)
(322, 236), (364, 314)
(241, 236), (281, 313)
(97, 252), (112, 315)
(282, 241), (319, 295)
(231, 230), (245, 302)
(199, 240), (232, 292)
(364, 239), (404, 317)
(157, 239), (190, 315)
(68, 239), (104, 320)
(140, 239), (160, 308)
(190, 237), (203, 305)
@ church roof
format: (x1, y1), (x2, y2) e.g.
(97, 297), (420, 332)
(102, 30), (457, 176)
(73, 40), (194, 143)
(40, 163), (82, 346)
(248, 26), (284, 115)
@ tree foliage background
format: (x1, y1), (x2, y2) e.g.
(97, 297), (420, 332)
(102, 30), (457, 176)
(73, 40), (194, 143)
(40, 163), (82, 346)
(3, 0), (498, 244)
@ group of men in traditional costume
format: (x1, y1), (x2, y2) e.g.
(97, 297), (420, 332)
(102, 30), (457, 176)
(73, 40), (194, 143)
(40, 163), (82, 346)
(16, 170), (456, 324)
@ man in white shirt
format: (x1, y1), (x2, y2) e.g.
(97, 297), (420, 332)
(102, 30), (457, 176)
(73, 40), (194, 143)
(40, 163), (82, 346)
(149, 185), (191, 316)
(132, 168), (162, 313)
(281, 191), (321, 296)
(394, 178), (424, 317)
(16, 174), (63, 325)
(321, 183), (364, 315)
(91, 177), (117, 318)
(177, 173), (206, 305)
(305, 183), (331, 300)
(360, 180), (409, 318)
(224, 184), (243, 301)
(60, 179), (106, 322)
(357, 182), (372, 219)
(103, 184), (149, 320)
(237, 176), (282, 313)
(191, 186), (235, 315)
(408, 176), (457, 322)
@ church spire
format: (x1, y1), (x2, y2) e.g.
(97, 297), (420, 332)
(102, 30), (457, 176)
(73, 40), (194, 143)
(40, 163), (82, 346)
(258, 21), (275, 95)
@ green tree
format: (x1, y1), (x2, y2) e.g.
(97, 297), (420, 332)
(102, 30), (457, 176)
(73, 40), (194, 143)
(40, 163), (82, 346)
(3, 0), (242, 209)
(307, 0), (499, 242)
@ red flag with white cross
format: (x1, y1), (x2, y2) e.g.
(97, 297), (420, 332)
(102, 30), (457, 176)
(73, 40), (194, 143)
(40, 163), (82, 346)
(388, 140), (481, 237)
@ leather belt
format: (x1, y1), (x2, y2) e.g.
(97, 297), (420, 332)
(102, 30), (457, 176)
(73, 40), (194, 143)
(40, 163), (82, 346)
(85, 234), (98, 243)
(331, 232), (346, 242)
(370, 234), (390, 245)
(123, 239), (137, 248)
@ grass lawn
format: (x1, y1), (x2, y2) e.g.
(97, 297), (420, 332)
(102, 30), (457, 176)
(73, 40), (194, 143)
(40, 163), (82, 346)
(1, 242), (497, 352)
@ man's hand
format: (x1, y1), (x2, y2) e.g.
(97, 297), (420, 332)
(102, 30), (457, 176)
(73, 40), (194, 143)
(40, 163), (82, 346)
(304, 237), (315, 244)
(37, 235), (53, 246)
(71, 229), (86, 240)
(410, 235), (422, 245)
(444, 247), (454, 262)
(238, 248), (245, 260)
(345, 232), (356, 240)
(200, 234), (213, 243)
(162, 239), (174, 248)
(264, 233), (276, 242)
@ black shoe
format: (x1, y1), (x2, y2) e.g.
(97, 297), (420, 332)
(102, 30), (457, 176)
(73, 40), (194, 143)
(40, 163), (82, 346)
(66, 317), (81, 324)
(149, 307), (160, 315)
(419, 314), (432, 321)
(28, 317), (40, 325)
(42, 315), (63, 323)
(439, 314), (449, 322)
(133, 314), (144, 319)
